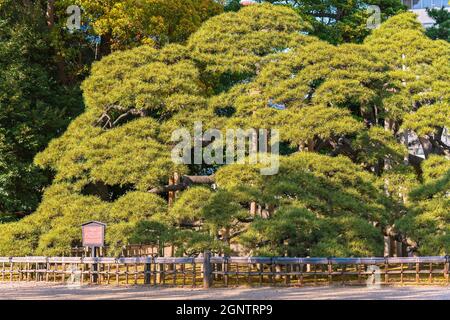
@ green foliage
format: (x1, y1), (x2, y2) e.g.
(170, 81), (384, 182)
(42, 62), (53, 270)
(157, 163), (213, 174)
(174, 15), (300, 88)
(295, 0), (406, 44)
(277, 106), (364, 149)
(0, 5), (448, 257)
(354, 127), (407, 168)
(81, 44), (206, 120)
(77, 0), (223, 50)
(401, 102), (450, 137)
(240, 0), (406, 44)
(188, 3), (312, 81)
(0, 1), (82, 219)
(169, 187), (214, 224)
(365, 12), (450, 122)
(425, 7), (450, 42)
(0, 184), (168, 256)
(239, 206), (321, 256)
(398, 156), (450, 255)
(217, 153), (392, 256)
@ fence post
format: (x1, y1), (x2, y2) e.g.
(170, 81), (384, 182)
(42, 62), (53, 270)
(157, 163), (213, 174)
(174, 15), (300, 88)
(92, 247), (99, 284)
(445, 256), (449, 284)
(144, 257), (151, 285)
(9, 257), (13, 282)
(224, 256), (229, 287)
(327, 258), (332, 285)
(203, 251), (212, 289)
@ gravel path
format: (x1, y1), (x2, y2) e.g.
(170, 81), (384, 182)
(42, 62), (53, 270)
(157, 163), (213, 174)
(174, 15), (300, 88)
(1, 282), (450, 300)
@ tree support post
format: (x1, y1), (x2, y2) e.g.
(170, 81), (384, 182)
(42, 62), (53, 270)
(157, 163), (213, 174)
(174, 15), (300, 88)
(203, 251), (212, 289)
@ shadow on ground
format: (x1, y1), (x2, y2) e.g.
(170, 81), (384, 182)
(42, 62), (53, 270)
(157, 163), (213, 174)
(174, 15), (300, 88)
(1, 283), (449, 300)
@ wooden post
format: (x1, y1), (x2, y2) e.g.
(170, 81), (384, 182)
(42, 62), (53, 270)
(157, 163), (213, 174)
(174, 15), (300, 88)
(258, 263), (263, 286)
(107, 264), (111, 284)
(92, 247), (98, 284)
(144, 260), (151, 285)
(61, 262), (66, 283)
(275, 264), (282, 281)
(429, 263), (433, 284)
(173, 263), (177, 286)
(152, 259), (157, 286)
(161, 263), (165, 285)
(192, 259), (197, 288)
(298, 264), (304, 287)
(203, 251), (212, 289)
(341, 265), (346, 285)
(81, 260), (85, 285)
(269, 259), (275, 285)
(45, 260), (49, 282)
(313, 264), (317, 285)
(384, 259), (389, 284)
(400, 263), (404, 285)
(415, 262), (420, 284)
(115, 261), (119, 285)
(9, 259), (13, 282)
(327, 259), (332, 285)
(68, 263), (74, 284)
(216, 261), (222, 282)
(445, 256), (449, 284)
(358, 263), (362, 284)
(285, 264), (291, 286)
(224, 257), (229, 287)
(181, 263), (186, 287)
(26, 262), (30, 281)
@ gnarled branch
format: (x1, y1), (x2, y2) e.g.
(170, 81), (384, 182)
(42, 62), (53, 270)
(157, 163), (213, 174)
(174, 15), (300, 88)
(148, 175), (215, 194)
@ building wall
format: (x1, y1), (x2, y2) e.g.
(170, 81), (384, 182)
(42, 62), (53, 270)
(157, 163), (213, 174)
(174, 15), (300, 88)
(402, 0), (450, 27)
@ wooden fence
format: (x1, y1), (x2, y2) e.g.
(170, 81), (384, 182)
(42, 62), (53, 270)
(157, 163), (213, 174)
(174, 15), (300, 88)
(70, 245), (160, 257)
(1, 255), (449, 288)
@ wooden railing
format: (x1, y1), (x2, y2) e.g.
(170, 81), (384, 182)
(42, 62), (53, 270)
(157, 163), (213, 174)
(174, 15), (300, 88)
(1, 255), (449, 287)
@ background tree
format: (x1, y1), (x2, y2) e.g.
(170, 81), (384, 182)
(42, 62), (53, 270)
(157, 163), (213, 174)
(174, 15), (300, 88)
(224, 0), (406, 44)
(398, 156), (450, 255)
(76, 0), (223, 52)
(0, 0), (82, 222)
(0, 0), (222, 223)
(425, 7), (450, 42)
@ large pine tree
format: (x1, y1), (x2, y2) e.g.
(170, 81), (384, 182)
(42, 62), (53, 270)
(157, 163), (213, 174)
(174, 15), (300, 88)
(0, 4), (448, 257)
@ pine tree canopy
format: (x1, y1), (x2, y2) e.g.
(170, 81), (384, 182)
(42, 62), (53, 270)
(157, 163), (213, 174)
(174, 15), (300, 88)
(0, 4), (448, 257)
(225, 0), (406, 44)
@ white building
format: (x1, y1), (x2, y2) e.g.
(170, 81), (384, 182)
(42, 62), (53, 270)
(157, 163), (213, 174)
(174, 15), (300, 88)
(402, 0), (450, 27)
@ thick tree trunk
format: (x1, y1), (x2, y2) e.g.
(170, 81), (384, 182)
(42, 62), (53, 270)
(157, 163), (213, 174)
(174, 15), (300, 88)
(250, 202), (257, 216)
(168, 175), (175, 206)
(418, 134), (449, 158)
(46, 0), (55, 28)
(384, 236), (393, 257)
(384, 226), (417, 256)
(46, 0), (69, 84)
(419, 136), (434, 159)
(403, 130), (410, 165)
(99, 33), (112, 58)
(148, 175), (215, 194)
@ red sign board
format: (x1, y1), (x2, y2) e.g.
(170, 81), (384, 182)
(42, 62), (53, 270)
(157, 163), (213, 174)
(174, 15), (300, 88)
(82, 221), (106, 247)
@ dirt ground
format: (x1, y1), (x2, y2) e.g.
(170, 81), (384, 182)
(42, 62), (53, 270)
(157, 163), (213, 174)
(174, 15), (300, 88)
(0, 282), (449, 300)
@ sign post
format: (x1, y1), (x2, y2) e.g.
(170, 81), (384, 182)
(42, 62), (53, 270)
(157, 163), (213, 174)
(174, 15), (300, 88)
(82, 221), (106, 283)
